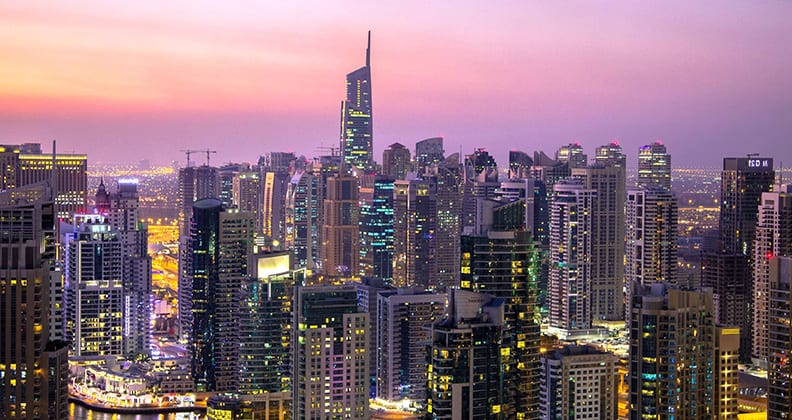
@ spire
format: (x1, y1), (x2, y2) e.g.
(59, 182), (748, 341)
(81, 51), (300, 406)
(366, 30), (371, 68)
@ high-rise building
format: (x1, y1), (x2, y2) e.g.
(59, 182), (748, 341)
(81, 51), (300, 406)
(426, 289), (506, 420)
(393, 177), (438, 288)
(637, 141), (671, 191)
(376, 288), (446, 406)
(555, 142), (587, 169)
(233, 171), (262, 231)
(767, 256), (792, 418)
(508, 150), (533, 180)
(64, 215), (124, 357)
(752, 184), (792, 367)
(625, 188), (678, 316)
(572, 142), (626, 323)
(285, 170), (319, 271)
(540, 345), (619, 420)
(548, 179), (597, 337)
(16, 151), (88, 222)
(460, 230), (542, 419)
(429, 163), (463, 288)
(628, 284), (736, 419)
(292, 285), (369, 420)
(340, 32), (374, 171)
(261, 171), (290, 245)
(382, 142), (411, 180)
(108, 179), (152, 357)
(414, 137), (444, 170)
(187, 199), (254, 392)
(462, 149), (499, 232)
(0, 185), (68, 420)
(321, 174), (359, 281)
(218, 163), (245, 208)
(715, 326), (740, 419)
(359, 175), (394, 281)
(239, 251), (299, 396)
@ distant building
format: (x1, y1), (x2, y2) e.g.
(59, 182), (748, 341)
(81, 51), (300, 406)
(233, 171), (262, 231)
(382, 142), (411, 180)
(321, 174), (359, 281)
(508, 149), (533, 180)
(540, 345), (619, 420)
(414, 137), (444, 170)
(341, 33), (374, 171)
(285, 169), (319, 271)
(555, 142), (587, 169)
(359, 175), (395, 281)
(393, 178), (437, 288)
(637, 141), (671, 191)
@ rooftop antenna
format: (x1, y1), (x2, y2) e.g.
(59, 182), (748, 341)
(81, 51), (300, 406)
(51, 139), (57, 202)
(366, 30), (371, 68)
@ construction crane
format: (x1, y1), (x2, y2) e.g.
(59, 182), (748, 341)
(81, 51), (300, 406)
(204, 149), (217, 166)
(180, 149), (217, 167)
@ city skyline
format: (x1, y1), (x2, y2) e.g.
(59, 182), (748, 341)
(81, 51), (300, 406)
(2, 1), (791, 167)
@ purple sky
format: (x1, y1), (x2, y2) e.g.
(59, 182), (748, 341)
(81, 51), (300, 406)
(1, 1), (791, 168)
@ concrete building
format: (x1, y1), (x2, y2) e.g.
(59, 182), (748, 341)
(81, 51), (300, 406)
(382, 142), (411, 180)
(321, 174), (360, 281)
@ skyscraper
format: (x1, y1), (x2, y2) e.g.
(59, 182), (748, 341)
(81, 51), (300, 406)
(64, 215), (124, 357)
(382, 142), (411, 180)
(637, 141), (671, 191)
(0, 184), (68, 420)
(393, 178), (437, 288)
(508, 149), (533, 180)
(261, 170), (290, 244)
(340, 32), (374, 171)
(555, 142), (587, 169)
(187, 199), (254, 392)
(359, 174), (394, 281)
(321, 174), (359, 281)
(285, 169), (319, 270)
(292, 285), (369, 420)
(233, 171), (262, 231)
(752, 184), (792, 367)
(767, 256), (792, 418)
(414, 137), (444, 171)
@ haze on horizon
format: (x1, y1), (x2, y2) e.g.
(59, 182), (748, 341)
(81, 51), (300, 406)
(1, 1), (790, 168)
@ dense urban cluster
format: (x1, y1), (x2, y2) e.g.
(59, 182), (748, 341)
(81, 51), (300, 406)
(2, 34), (791, 420)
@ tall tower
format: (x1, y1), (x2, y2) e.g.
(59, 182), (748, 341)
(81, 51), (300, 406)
(767, 256), (792, 418)
(321, 174), (359, 281)
(414, 137), (444, 171)
(285, 169), (319, 270)
(187, 199), (254, 392)
(637, 141), (671, 191)
(340, 32), (374, 171)
(359, 174), (395, 281)
(381, 142), (411, 180)
(232, 171), (262, 231)
(0, 185), (69, 420)
(17, 150), (88, 222)
(752, 184), (792, 367)
(392, 178), (438, 288)
(555, 142), (587, 169)
(292, 285), (369, 420)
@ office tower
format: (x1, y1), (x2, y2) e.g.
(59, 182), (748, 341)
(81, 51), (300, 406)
(462, 149), (499, 232)
(292, 285), (369, 420)
(720, 157), (775, 255)
(340, 32), (374, 171)
(426, 289), (506, 419)
(752, 185), (792, 367)
(530, 151), (570, 192)
(628, 284), (732, 419)
(0, 185), (68, 420)
(188, 199), (254, 392)
(382, 142), (411, 180)
(262, 171), (290, 244)
(555, 142), (587, 169)
(540, 345), (619, 420)
(460, 229), (541, 419)
(376, 288), (446, 405)
(429, 163), (463, 288)
(233, 171), (262, 230)
(108, 179), (152, 357)
(508, 149), (533, 180)
(239, 251), (299, 395)
(285, 170), (319, 271)
(393, 178), (438, 288)
(355, 277), (389, 397)
(637, 141), (671, 191)
(572, 142), (626, 322)
(64, 215), (124, 357)
(548, 179), (596, 337)
(218, 163), (244, 208)
(260, 152), (297, 175)
(625, 188), (678, 315)
(359, 174), (394, 281)
(715, 326), (740, 419)
(312, 154), (343, 259)
(16, 151), (88, 222)
(414, 137), (444, 170)
(768, 256), (792, 418)
(321, 174), (359, 281)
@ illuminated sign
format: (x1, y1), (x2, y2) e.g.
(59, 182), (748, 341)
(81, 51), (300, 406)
(256, 254), (290, 280)
(748, 159), (770, 168)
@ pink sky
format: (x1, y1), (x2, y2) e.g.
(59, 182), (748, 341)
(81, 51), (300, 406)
(1, 1), (791, 167)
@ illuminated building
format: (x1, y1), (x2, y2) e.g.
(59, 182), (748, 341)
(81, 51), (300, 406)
(359, 174), (394, 281)
(555, 142), (587, 169)
(637, 141), (671, 191)
(285, 169), (319, 270)
(376, 288), (445, 405)
(239, 251), (300, 396)
(752, 184), (792, 367)
(625, 188), (678, 318)
(259, 152), (297, 176)
(715, 326), (740, 419)
(219, 163), (244, 207)
(321, 174), (359, 281)
(0, 184), (68, 420)
(382, 142), (411, 180)
(292, 284), (369, 420)
(64, 214), (124, 357)
(233, 171), (262, 231)
(548, 179), (597, 337)
(340, 32), (374, 171)
(530, 150), (570, 193)
(108, 179), (152, 357)
(393, 178), (437, 288)
(262, 171), (290, 244)
(17, 151), (88, 222)
(540, 345), (618, 420)
(206, 392), (291, 420)
(414, 137), (444, 171)
(426, 289), (506, 420)
(508, 149), (533, 180)
(628, 284), (731, 419)
(427, 163), (463, 289)
(462, 149), (499, 231)
(571, 142), (626, 323)
(767, 256), (792, 418)
(460, 229), (542, 419)
(187, 199), (255, 392)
